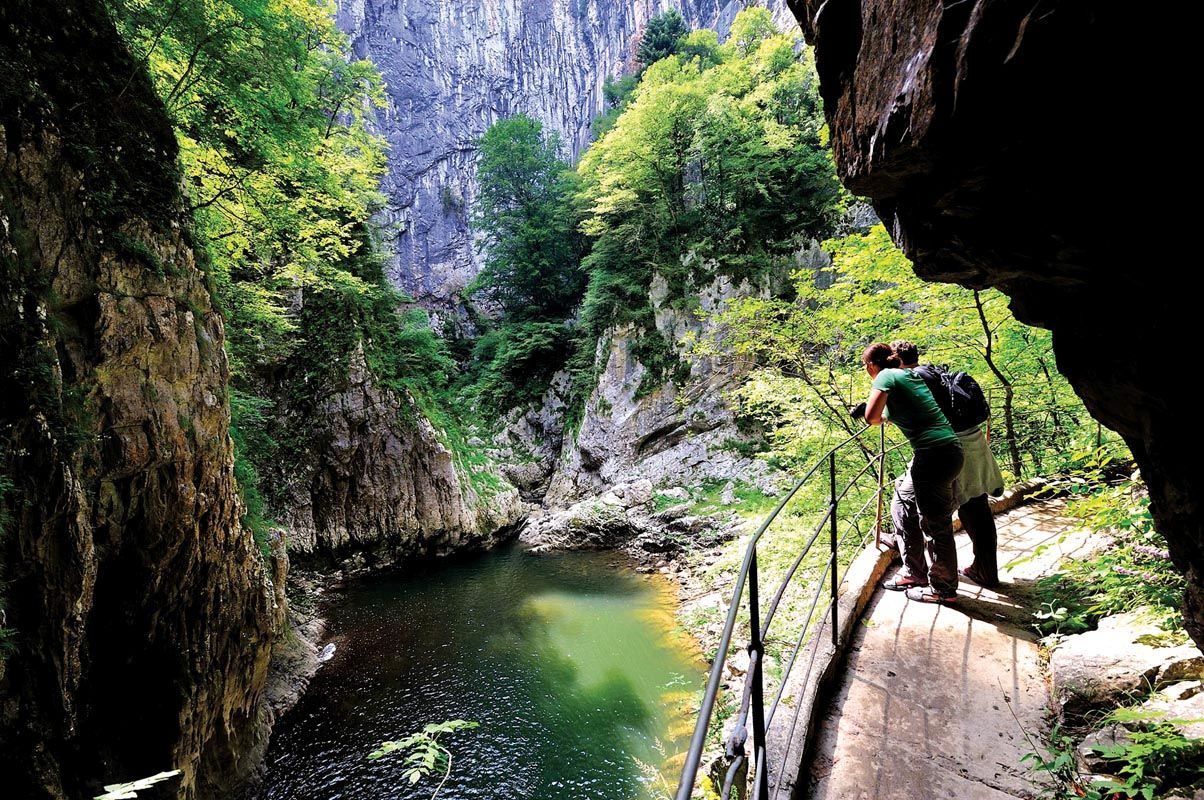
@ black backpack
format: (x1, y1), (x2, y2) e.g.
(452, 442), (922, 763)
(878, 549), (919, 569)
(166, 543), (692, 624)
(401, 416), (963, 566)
(913, 364), (991, 432)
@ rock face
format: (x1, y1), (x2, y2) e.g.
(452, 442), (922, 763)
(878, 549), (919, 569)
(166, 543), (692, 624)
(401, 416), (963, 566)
(0, 2), (283, 797)
(1049, 610), (1204, 717)
(547, 274), (781, 505)
(491, 371), (574, 500)
(277, 345), (523, 559)
(784, 0), (1201, 645)
(335, 0), (791, 319)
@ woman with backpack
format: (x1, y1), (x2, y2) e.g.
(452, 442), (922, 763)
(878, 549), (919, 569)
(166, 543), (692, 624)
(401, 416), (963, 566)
(854, 343), (964, 603)
(891, 340), (1005, 588)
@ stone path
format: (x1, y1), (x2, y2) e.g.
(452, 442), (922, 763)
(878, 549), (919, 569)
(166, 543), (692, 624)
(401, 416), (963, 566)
(806, 500), (1104, 800)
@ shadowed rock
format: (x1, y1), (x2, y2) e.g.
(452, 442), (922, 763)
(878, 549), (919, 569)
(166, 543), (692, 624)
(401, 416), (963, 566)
(783, 0), (1199, 645)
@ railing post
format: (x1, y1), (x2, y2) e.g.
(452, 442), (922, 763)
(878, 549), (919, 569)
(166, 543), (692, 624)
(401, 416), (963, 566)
(829, 451), (839, 649)
(874, 425), (886, 549)
(747, 551), (770, 800)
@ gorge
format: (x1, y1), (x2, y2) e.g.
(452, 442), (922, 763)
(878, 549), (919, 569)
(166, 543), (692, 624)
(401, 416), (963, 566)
(1, 0), (1197, 798)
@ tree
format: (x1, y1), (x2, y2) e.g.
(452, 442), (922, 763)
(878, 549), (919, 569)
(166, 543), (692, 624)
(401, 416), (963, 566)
(637, 10), (688, 66)
(707, 225), (1096, 479)
(472, 115), (585, 320)
(573, 11), (844, 394)
(467, 115), (587, 411)
(108, 0), (466, 521)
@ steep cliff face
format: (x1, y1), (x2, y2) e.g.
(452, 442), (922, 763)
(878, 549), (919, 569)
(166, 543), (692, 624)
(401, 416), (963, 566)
(547, 274), (782, 505)
(277, 345), (523, 560)
(783, 1), (1201, 643)
(335, 0), (790, 319)
(0, 2), (282, 797)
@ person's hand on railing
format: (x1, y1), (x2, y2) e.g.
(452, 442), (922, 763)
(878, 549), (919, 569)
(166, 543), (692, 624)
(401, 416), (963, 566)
(850, 402), (867, 421)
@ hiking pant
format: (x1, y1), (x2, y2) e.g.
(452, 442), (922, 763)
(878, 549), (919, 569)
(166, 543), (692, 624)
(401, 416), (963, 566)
(957, 493), (998, 583)
(890, 442), (964, 595)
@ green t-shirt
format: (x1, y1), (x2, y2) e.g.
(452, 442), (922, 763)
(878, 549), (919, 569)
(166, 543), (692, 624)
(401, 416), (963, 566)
(871, 368), (959, 449)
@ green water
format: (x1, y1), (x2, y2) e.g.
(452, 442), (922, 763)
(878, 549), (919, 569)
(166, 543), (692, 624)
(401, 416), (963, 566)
(250, 545), (703, 800)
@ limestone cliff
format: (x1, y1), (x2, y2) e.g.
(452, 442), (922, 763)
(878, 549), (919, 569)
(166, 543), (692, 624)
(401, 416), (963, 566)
(274, 345), (523, 560)
(0, 2), (282, 797)
(335, 0), (791, 321)
(546, 274), (785, 505)
(783, 1), (1200, 643)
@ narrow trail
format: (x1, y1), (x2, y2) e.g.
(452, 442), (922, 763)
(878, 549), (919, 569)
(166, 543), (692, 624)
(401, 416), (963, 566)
(806, 499), (1103, 800)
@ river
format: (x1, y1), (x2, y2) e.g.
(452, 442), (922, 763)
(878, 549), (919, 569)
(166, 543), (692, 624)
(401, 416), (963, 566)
(248, 544), (704, 800)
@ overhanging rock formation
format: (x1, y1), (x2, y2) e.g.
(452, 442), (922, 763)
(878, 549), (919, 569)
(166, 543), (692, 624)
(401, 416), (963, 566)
(783, 1), (1198, 643)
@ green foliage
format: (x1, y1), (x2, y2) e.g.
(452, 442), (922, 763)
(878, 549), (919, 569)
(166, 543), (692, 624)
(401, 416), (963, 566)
(468, 115), (586, 412)
(603, 73), (639, 107)
(471, 115), (585, 321)
(108, 0), (388, 374)
(593, 73), (640, 137)
(229, 390), (277, 559)
(93, 770), (181, 800)
(1021, 724), (1081, 797)
(1024, 716), (1204, 800)
(572, 8), (843, 417)
(109, 0), (480, 524)
(1093, 710), (1204, 798)
(470, 321), (576, 412)
(707, 223), (1112, 477)
(637, 10), (688, 66)
(677, 29), (722, 67)
(369, 720), (479, 798)
(1027, 464), (1183, 637)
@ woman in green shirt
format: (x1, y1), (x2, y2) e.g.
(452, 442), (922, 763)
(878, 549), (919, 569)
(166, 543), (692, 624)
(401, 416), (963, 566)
(859, 343), (965, 603)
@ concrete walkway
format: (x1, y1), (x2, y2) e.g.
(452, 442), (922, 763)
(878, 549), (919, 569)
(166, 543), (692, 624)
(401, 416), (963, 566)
(806, 500), (1103, 800)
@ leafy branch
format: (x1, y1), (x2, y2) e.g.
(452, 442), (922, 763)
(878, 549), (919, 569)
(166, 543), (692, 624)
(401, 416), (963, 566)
(368, 719), (480, 799)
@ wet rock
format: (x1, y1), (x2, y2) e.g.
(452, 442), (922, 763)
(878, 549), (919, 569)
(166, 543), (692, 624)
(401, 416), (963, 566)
(0, 4), (282, 793)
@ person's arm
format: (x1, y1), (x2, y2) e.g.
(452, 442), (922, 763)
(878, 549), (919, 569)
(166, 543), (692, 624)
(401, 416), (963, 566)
(864, 388), (888, 426)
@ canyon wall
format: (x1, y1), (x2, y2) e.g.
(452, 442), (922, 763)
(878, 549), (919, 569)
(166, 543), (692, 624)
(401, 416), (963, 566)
(275, 345), (522, 561)
(0, 2), (283, 796)
(336, 0), (791, 323)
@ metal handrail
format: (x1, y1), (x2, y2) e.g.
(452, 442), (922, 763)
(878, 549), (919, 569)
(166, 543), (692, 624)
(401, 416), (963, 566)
(674, 425), (906, 800)
(675, 388), (1124, 800)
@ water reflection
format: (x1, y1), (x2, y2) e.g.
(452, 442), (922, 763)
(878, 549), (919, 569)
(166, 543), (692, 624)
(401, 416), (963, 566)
(249, 545), (702, 800)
